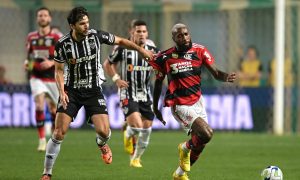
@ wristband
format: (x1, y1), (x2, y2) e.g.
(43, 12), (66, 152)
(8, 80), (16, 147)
(112, 74), (120, 82)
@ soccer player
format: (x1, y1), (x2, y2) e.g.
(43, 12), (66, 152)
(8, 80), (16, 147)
(24, 7), (61, 152)
(149, 23), (236, 180)
(40, 7), (153, 180)
(103, 20), (159, 167)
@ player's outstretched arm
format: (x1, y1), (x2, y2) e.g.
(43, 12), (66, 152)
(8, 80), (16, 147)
(114, 36), (153, 60)
(153, 79), (166, 125)
(205, 63), (236, 83)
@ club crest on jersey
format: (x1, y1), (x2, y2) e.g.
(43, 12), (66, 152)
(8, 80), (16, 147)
(184, 53), (192, 60)
(88, 38), (96, 49)
(172, 53), (178, 59)
(45, 39), (52, 47)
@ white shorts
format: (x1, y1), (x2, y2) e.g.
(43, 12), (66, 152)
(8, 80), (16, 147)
(171, 96), (208, 134)
(30, 78), (59, 104)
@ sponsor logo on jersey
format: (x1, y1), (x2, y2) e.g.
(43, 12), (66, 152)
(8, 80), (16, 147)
(172, 53), (178, 58)
(170, 61), (193, 74)
(98, 99), (106, 106)
(127, 64), (153, 72)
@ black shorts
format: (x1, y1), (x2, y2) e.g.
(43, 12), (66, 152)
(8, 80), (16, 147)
(120, 99), (154, 121)
(57, 87), (108, 123)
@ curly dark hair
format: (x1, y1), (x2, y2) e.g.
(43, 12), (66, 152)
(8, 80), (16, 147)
(67, 6), (89, 25)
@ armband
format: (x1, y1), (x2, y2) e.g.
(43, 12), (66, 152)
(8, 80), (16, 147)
(112, 74), (120, 82)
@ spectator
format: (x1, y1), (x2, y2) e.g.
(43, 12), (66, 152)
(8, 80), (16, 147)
(238, 45), (263, 87)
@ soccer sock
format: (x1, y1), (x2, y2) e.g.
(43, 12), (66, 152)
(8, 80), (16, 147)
(132, 127), (151, 160)
(43, 137), (62, 175)
(125, 126), (141, 138)
(175, 166), (185, 175)
(36, 110), (45, 139)
(181, 142), (190, 153)
(96, 129), (111, 147)
(188, 134), (206, 166)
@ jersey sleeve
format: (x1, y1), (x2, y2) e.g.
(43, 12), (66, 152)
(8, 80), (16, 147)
(108, 46), (123, 64)
(26, 34), (32, 59)
(54, 41), (65, 63)
(201, 47), (215, 65)
(149, 53), (166, 80)
(97, 30), (115, 45)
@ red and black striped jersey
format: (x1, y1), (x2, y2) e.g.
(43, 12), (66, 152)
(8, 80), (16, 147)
(149, 43), (214, 106)
(26, 30), (61, 81)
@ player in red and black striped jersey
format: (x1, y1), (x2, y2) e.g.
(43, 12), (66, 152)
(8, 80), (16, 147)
(150, 23), (236, 180)
(24, 7), (61, 152)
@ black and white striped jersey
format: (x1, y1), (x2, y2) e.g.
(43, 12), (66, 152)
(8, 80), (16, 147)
(108, 44), (159, 102)
(54, 29), (115, 89)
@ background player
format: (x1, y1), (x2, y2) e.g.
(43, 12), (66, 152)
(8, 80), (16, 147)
(103, 20), (159, 167)
(24, 7), (61, 151)
(150, 23), (236, 180)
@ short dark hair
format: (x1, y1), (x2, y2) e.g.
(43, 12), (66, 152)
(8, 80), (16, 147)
(36, 7), (51, 17)
(67, 6), (89, 25)
(131, 20), (147, 28)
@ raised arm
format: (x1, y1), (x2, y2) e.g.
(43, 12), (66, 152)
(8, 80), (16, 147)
(114, 36), (153, 60)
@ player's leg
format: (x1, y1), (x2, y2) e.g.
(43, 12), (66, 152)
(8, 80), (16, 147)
(126, 112), (143, 167)
(45, 97), (56, 137)
(91, 114), (112, 164)
(44, 82), (59, 137)
(34, 93), (47, 151)
(130, 118), (152, 166)
(42, 112), (72, 177)
(122, 100), (141, 156)
(130, 101), (154, 166)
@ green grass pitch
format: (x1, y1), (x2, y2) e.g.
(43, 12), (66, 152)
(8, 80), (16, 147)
(0, 128), (299, 179)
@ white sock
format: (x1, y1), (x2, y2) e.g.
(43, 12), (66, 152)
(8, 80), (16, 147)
(175, 166), (185, 175)
(43, 137), (62, 175)
(132, 127), (151, 160)
(181, 142), (190, 153)
(126, 126), (141, 138)
(96, 130), (111, 147)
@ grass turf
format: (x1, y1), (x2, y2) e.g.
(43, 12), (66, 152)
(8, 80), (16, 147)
(0, 128), (299, 179)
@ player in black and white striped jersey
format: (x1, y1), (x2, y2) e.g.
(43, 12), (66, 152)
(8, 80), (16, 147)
(103, 20), (159, 168)
(40, 7), (154, 180)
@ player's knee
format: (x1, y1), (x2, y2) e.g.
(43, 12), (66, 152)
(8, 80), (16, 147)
(53, 128), (66, 140)
(200, 126), (213, 144)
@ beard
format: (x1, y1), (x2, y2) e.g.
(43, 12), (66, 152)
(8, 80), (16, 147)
(176, 41), (192, 52)
(38, 21), (50, 28)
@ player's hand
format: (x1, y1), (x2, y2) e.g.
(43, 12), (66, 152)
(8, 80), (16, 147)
(60, 91), (69, 110)
(142, 50), (154, 61)
(24, 59), (29, 71)
(227, 72), (236, 83)
(115, 79), (129, 88)
(40, 58), (54, 70)
(153, 108), (166, 126)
